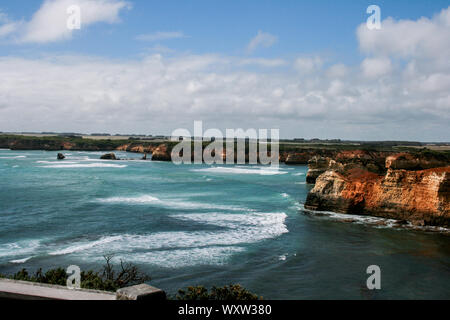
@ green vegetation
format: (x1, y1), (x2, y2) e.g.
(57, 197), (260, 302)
(0, 256), (150, 292)
(1, 133), (449, 156)
(0, 257), (261, 300)
(175, 285), (261, 301)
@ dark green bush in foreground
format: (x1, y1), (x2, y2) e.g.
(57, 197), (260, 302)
(0, 255), (150, 292)
(0, 256), (261, 300)
(176, 285), (262, 300)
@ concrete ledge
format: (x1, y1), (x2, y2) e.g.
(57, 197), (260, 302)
(116, 284), (166, 301)
(0, 278), (116, 300)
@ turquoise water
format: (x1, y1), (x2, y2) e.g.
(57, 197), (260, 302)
(0, 149), (449, 299)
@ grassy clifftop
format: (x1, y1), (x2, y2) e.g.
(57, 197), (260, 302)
(1, 134), (449, 160)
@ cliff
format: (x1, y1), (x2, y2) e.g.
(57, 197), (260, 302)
(306, 150), (391, 184)
(305, 151), (450, 227)
(151, 144), (172, 161)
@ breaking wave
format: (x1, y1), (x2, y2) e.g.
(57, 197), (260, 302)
(45, 211), (288, 266)
(39, 163), (127, 168)
(96, 195), (253, 212)
(192, 167), (288, 175)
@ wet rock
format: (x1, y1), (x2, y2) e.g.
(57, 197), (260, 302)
(100, 153), (117, 160)
(411, 219), (426, 227)
(394, 220), (408, 226)
(151, 144), (171, 161)
(57, 153), (65, 160)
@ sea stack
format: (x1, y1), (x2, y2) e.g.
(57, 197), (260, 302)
(100, 153), (117, 160)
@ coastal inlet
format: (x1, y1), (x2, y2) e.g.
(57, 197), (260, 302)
(0, 149), (449, 299)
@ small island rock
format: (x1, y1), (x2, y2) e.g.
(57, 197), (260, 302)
(100, 153), (117, 160)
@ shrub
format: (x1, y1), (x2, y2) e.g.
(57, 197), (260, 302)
(176, 284), (262, 300)
(1, 255), (150, 292)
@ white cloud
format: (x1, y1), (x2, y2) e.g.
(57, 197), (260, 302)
(135, 31), (185, 42)
(294, 57), (323, 74)
(0, 11), (8, 23)
(0, 50), (448, 140)
(361, 57), (392, 78)
(246, 31), (277, 53)
(0, 7), (449, 141)
(357, 6), (450, 65)
(239, 58), (286, 67)
(326, 64), (349, 78)
(0, 21), (20, 38)
(0, 11), (22, 38)
(0, 0), (131, 43)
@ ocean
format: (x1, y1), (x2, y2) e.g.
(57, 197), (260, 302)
(0, 149), (449, 299)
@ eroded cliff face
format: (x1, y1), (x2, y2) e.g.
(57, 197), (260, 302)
(306, 157), (332, 184)
(385, 153), (449, 170)
(283, 150), (334, 165)
(305, 151), (450, 227)
(305, 150), (391, 184)
(151, 144), (172, 161)
(116, 144), (158, 154)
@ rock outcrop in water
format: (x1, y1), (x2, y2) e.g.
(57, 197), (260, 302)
(57, 153), (65, 160)
(151, 144), (172, 161)
(305, 151), (450, 227)
(100, 153), (117, 160)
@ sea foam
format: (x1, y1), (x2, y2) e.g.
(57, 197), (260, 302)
(192, 167), (288, 175)
(10, 257), (33, 264)
(39, 163), (127, 168)
(46, 212), (288, 266)
(0, 240), (41, 260)
(49, 235), (123, 256)
(96, 195), (252, 212)
(97, 195), (160, 204)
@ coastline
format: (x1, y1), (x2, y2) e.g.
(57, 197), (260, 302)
(1, 135), (450, 227)
(0, 148), (449, 299)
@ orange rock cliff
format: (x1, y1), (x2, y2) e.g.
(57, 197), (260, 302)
(305, 151), (450, 227)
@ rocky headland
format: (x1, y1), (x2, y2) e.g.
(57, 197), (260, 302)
(304, 150), (450, 227)
(2, 135), (449, 226)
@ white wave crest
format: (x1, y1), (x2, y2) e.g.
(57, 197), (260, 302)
(0, 240), (41, 259)
(46, 212), (288, 266)
(97, 195), (160, 204)
(36, 161), (80, 164)
(10, 257), (33, 264)
(49, 235), (123, 256)
(39, 163), (127, 169)
(96, 195), (252, 212)
(117, 246), (245, 268)
(192, 167), (288, 175)
(0, 156), (26, 159)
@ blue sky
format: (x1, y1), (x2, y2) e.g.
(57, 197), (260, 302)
(1, 0), (448, 61)
(0, 0), (449, 141)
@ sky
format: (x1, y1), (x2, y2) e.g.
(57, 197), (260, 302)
(0, 0), (449, 141)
